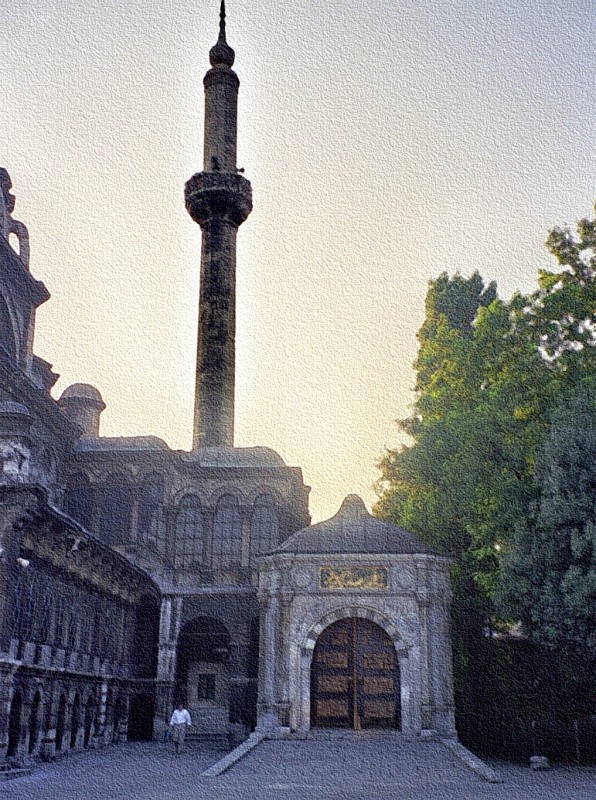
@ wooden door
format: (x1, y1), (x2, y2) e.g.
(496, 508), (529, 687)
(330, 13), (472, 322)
(311, 618), (399, 729)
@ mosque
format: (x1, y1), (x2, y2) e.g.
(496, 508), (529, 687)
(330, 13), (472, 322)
(0, 4), (455, 763)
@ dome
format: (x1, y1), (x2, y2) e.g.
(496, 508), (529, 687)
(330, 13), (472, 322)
(274, 494), (436, 556)
(59, 383), (104, 404)
(75, 435), (170, 453)
(181, 446), (286, 468)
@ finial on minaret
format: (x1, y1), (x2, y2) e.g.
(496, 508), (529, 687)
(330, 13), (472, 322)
(210, 0), (235, 67)
(219, 0), (227, 41)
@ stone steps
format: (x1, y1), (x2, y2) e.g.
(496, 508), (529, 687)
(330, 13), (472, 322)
(0, 767), (33, 782)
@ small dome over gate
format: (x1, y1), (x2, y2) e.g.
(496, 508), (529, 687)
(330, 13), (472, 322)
(273, 494), (436, 556)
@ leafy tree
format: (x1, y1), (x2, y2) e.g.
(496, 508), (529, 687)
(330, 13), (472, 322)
(376, 274), (556, 590)
(538, 210), (596, 374)
(498, 378), (596, 658)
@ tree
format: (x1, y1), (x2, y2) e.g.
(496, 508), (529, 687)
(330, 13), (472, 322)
(376, 274), (556, 591)
(538, 211), (596, 375)
(498, 378), (596, 658)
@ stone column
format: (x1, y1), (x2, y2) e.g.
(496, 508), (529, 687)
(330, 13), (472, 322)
(154, 595), (181, 740)
(297, 646), (312, 735)
(428, 563), (456, 736)
(227, 633), (252, 742)
(94, 680), (108, 746)
(256, 590), (280, 733)
(274, 591), (293, 729)
(0, 661), (19, 762)
(416, 588), (433, 732)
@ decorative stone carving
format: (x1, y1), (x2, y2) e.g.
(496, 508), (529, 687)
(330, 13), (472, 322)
(291, 565), (312, 590)
(0, 442), (30, 483)
(0, 169), (30, 268)
(393, 564), (416, 592)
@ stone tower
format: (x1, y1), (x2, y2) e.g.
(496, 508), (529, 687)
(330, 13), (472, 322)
(185, 1), (252, 449)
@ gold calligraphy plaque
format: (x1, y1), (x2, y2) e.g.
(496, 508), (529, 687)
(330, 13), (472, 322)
(319, 566), (389, 590)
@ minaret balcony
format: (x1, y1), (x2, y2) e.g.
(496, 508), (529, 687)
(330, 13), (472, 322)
(185, 172), (252, 227)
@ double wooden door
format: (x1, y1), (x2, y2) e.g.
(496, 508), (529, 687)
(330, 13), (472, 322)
(311, 617), (400, 729)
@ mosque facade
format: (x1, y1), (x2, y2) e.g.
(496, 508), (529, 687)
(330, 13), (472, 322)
(0, 4), (455, 764)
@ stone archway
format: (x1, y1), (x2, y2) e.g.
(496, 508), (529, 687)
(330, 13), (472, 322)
(310, 618), (400, 730)
(55, 694), (67, 752)
(7, 690), (22, 758)
(70, 694), (80, 750)
(83, 695), (95, 748)
(128, 694), (154, 741)
(295, 607), (409, 735)
(175, 617), (231, 735)
(27, 690), (41, 754)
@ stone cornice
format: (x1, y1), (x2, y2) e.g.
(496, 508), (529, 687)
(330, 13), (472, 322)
(3, 484), (158, 603)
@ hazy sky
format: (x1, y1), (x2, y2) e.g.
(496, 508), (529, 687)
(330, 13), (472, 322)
(2, 1), (596, 521)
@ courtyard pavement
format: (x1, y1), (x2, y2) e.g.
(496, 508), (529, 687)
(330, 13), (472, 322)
(1, 732), (595, 800)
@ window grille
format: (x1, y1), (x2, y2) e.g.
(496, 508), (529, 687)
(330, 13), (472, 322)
(99, 476), (133, 544)
(250, 494), (279, 557)
(138, 474), (165, 551)
(174, 495), (204, 568)
(63, 473), (94, 529)
(212, 495), (242, 566)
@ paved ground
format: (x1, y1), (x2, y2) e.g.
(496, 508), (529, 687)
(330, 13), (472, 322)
(1, 732), (595, 800)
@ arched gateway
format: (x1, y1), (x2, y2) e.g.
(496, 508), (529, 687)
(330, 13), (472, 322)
(311, 618), (400, 729)
(257, 495), (456, 739)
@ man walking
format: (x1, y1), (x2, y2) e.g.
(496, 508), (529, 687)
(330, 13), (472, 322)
(169, 703), (192, 754)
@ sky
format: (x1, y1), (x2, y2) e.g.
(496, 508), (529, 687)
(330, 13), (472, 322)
(2, 0), (596, 522)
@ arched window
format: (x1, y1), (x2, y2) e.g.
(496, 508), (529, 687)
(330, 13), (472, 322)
(63, 473), (94, 530)
(212, 495), (242, 567)
(174, 495), (204, 568)
(250, 494), (279, 557)
(99, 475), (132, 545)
(137, 473), (164, 550)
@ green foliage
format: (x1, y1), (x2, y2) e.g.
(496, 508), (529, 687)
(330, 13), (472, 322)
(498, 378), (596, 658)
(376, 274), (556, 588)
(540, 211), (596, 373)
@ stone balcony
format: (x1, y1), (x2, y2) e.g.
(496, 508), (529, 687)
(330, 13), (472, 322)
(184, 172), (252, 226)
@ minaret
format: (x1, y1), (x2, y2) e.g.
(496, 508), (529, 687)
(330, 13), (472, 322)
(185, 1), (252, 449)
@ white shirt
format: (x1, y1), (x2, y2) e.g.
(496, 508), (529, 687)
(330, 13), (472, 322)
(170, 709), (192, 726)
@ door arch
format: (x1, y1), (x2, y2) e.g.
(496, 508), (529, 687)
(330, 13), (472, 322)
(28, 691), (41, 754)
(7, 691), (23, 758)
(128, 694), (155, 741)
(70, 694), (80, 749)
(55, 694), (67, 752)
(83, 695), (95, 748)
(310, 618), (400, 730)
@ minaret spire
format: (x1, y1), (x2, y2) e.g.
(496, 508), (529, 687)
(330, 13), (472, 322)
(219, 0), (226, 41)
(210, 0), (235, 69)
(185, 3), (252, 449)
